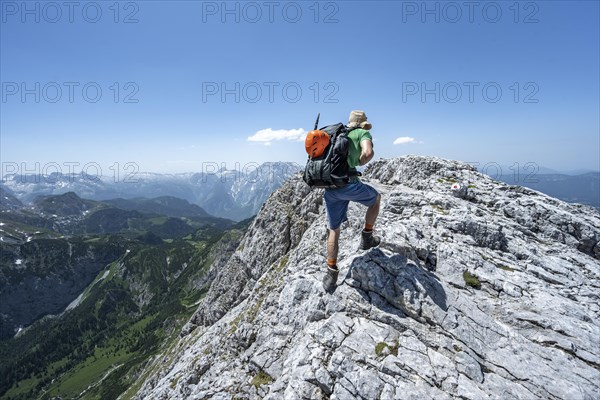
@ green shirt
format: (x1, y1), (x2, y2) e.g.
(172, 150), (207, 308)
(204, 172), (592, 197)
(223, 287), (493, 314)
(347, 128), (373, 169)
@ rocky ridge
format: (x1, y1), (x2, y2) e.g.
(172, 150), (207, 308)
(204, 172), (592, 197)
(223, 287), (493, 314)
(133, 156), (600, 400)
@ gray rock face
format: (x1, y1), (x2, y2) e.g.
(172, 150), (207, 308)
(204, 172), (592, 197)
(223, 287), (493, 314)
(182, 177), (319, 332)
(132, 156), (600, 400)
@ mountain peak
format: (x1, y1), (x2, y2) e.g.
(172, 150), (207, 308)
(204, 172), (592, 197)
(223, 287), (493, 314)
(126, 156), (600, 398)
(0, 185), (23, 210)
(33, 191), (98, 216)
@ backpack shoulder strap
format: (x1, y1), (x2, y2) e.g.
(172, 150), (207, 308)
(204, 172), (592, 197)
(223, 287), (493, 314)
(335, 125), (354, 142)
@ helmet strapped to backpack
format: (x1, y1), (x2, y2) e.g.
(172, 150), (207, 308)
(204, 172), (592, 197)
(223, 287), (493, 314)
(303, 113), (360, 189)
(305, 129), (329, 159)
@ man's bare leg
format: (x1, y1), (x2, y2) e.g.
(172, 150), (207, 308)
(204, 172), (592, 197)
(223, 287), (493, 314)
(365, 194), (381, 227)
(323, 227), (341, 292)
(327, 228), (341, 262)
(361, 194), (382, 250)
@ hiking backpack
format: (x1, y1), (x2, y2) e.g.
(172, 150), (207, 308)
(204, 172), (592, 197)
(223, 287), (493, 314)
(303, 113), (360, 189)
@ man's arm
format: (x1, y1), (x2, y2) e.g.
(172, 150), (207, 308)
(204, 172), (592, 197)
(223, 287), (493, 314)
(359, 139), (374, 166)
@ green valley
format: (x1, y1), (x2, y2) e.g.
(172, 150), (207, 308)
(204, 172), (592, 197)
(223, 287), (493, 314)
(0, 193), (249, 399)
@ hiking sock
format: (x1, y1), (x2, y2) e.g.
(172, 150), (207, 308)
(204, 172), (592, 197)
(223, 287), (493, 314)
(364, 223), (374, 232)
(327, 258), (338, 269)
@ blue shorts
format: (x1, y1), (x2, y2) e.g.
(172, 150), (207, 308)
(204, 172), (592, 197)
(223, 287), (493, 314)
(324, 181), (379, 230)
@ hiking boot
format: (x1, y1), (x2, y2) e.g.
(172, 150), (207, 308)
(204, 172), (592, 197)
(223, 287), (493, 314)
(359, 230), (380, 250)
(322, 266), (339, 293)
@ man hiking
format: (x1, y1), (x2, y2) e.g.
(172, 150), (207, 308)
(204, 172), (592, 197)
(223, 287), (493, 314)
(322, 110), (381, 292)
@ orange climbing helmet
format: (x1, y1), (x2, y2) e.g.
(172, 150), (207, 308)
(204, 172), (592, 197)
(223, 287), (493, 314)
(305, 129), (330, 159)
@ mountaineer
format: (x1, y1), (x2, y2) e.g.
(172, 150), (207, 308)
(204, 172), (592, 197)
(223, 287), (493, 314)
(302, 110), (382, 293)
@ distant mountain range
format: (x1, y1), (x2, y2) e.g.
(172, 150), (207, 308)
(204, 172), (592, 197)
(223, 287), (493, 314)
(1, 162), (302, 221)
(2, 162), (597, 217)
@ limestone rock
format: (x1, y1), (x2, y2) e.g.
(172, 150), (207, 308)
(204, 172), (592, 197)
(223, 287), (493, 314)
(133, 156), (600, 400)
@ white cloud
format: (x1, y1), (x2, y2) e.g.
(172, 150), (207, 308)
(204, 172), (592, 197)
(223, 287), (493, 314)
(248, 128), (306, 145)
(393, 136), (418, 145)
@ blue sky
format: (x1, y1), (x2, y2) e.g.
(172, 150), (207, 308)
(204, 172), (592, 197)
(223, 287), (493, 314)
(1, 0), (599, 176)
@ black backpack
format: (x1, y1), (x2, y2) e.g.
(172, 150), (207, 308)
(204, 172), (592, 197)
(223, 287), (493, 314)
(303, 114), (360, 189)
